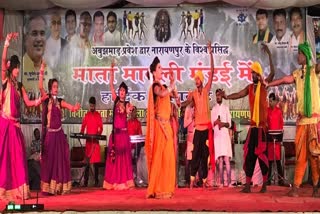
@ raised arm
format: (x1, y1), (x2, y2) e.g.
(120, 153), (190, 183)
(204, 40), (214, 91)
(172, 87), (181, 107)
(224, 85), (249, 100)
(154, 68), (175, 98)
(261, 43), (275, 83)
(2, 33), (18, 82)
(38, 59), (46, 96)
(109, 61), (117, 101)
(2, 36), (9, 81)
(21, 86), (47, 107)
(61, 100), (81, 112)
(267, 75), (295, 88)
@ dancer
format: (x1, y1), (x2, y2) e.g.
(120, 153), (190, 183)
(266, 41), (320, 197)
(179, 11), (187, 41)
(222, 43), (274, 193)
(103, 62), (134, 190)
(139, 12), (147, 40)
(146, 56), (176, 198)
(199, 9), (205, 40)
(0, 32), (46, 201)
(39, 61), (80, 195)
(184, 41), (214, 188)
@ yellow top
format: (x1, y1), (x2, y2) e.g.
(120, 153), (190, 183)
(292, 65), (320, 125)
(192, 12), (200, 20)
(127, 13), (134, 21)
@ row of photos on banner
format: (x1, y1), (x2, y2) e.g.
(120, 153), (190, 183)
(21, 7), (313, 124)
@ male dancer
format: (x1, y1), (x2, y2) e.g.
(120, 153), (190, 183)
(222, 44), (274, 193)
(184, 41), (214, 188)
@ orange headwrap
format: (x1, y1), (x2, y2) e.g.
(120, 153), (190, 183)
(194, 70), (204, 83)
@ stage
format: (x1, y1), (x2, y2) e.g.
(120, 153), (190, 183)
(1, 185), (319, 213)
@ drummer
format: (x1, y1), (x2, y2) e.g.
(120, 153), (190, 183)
(267, 92), (285, 186)
(128, 106), (146, 186)
(128, 106), (143, 147)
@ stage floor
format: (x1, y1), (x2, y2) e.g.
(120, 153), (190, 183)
(1, 185), (320, 212)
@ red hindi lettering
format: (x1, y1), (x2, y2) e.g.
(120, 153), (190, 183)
(216, 61), (234, 88)
(162, 61), (185, 83)
(237, 60), (252, 82)
(188, 61), (204, 79)
(72, 67), (86, 83)
(122, 66), (148, 84)
(94, 67), (112, 84)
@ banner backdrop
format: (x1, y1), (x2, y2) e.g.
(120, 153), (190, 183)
(22, 7), (307, 123)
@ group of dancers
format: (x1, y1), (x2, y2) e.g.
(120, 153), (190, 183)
(1, 30), (320, 202)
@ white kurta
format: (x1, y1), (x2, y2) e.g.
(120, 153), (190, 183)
(211, 103), (232, 160)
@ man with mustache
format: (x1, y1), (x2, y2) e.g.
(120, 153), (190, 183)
(270, 9), (291, 77)
(289, 7), (304, 53)
(23, 14), (51, 118)
(252, 9), (273, 44)
(23, 14), (50, 84)
(91, 11), (105, 46)
(221, 44), (274, 193)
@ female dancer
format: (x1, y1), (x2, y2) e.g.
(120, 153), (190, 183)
(39, 61), (80, 195)
(103, 62), (134, 190)
(0, 32), (46, 201)
(145, 56), (177, 198)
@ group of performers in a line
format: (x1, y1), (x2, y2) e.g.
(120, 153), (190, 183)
(1, 31), (320, 202)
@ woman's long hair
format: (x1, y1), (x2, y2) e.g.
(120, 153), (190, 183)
(110, 85), (129, 163)
(7, 55), (20, 77)
(110, 95), (120, 161)
(3, 55), (22, 95)
(41, 78), (59, 147)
